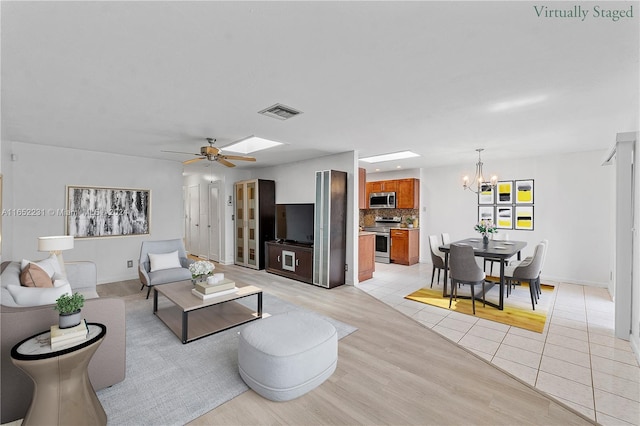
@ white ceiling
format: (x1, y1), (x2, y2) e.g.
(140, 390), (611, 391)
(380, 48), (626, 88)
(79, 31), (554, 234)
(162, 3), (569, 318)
(2, 1), (638, 173)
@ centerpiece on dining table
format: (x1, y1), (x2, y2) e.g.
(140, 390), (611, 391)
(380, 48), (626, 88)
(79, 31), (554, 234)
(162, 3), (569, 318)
(474, 219), (497, 246)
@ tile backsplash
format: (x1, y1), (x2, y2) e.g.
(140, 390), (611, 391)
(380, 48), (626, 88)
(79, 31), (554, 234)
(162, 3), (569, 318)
(360, 208), (419, 228)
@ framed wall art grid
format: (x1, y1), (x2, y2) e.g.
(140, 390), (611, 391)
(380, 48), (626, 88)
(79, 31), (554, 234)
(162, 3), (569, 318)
(476, 179), (534, 230)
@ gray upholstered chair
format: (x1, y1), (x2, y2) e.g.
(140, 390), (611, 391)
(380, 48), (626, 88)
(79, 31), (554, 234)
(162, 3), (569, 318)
(139, 239), (194, 299)
(429, 235), (446, 288)
(504, 242), (546, 310)
(449, 243), (486, 315)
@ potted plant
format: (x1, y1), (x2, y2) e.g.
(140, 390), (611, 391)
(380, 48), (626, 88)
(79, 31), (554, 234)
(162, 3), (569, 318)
(405, 217), (414, 228)
(55, 292), (85, 329)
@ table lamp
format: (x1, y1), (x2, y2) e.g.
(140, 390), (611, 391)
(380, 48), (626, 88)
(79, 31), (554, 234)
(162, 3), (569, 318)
(38, 235), (74, 277)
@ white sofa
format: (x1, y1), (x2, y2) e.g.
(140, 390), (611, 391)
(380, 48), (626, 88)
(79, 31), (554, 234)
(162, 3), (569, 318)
(0, 260), (126, 424)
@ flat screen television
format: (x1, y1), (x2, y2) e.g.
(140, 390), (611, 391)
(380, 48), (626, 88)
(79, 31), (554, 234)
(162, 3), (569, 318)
(275, 203), (315, 244)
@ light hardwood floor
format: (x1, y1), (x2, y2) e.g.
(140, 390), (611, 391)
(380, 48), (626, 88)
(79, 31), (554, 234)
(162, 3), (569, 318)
(99, 263), (594, 425)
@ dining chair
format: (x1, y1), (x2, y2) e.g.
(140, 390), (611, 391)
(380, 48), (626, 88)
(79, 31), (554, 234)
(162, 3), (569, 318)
(504, 242), (546, 310)
(507, 239), (548, 298)
(441, 233), (451, 246)
(428, 235), (446, 288)
(449, 243), (486, 315)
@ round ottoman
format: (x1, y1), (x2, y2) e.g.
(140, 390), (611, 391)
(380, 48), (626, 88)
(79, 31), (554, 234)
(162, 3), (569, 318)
(238, 311), (338, 402)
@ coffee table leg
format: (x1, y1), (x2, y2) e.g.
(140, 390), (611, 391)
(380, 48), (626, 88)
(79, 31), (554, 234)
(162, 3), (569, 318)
(182, 311), (188, 344)
(257, 292), (263, 317)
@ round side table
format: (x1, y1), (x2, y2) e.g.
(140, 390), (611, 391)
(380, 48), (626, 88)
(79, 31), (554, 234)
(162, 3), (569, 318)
(10, 323), (107, 426)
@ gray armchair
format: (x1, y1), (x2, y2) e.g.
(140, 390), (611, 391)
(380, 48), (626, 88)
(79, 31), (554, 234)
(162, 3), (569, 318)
(139, 239), (194, 299)
(449, 243), (486, 315)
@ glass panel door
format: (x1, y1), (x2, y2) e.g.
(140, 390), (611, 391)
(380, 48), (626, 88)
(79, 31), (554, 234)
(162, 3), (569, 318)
(247, 181), (257, 267)
(235, 183), (245, 265)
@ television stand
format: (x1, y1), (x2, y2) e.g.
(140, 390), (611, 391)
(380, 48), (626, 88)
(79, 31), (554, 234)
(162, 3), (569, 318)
(265, 241), (313, 284)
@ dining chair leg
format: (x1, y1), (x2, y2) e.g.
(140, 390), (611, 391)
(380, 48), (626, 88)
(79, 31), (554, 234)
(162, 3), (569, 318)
(529, 279), (536, 310)
(449, 280), (456, 308)
(437, 269), (441, 285)
(470, 283), (476, 315)
(431, 266), (436, 288)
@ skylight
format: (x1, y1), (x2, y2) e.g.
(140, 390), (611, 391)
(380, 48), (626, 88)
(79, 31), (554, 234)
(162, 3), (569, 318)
(359, 151), (420, 163)
(222, 136), (283, 154)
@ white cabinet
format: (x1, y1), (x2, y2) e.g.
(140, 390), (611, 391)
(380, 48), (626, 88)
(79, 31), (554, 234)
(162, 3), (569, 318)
(234, 179), (276, 270)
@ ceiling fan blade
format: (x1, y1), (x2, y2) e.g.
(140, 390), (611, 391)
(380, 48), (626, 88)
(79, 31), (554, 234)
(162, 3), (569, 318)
(183, 157), (205, 165)
(162, 150), (200, 155)
(216, 158), (236, 168)
(221, 155), (256, 162)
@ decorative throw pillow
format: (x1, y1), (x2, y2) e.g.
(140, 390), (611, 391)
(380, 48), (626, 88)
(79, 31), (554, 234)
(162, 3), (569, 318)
(148, 250), (182, 272)
(19, 263), (54, 288)
(20, 254), (63, 278)
(7, 283), (72, 307)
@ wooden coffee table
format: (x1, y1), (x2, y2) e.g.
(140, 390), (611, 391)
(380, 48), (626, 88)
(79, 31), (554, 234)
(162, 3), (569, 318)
(153, 281), (262, 344)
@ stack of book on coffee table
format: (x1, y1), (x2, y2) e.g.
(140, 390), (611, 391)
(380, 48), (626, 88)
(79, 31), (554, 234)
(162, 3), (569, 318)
(192, 278), (238, 300)
(50, 319), (89, 350)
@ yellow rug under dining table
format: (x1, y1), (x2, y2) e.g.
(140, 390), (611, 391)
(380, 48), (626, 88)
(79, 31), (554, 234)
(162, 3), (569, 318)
(404, 281), (555, 333)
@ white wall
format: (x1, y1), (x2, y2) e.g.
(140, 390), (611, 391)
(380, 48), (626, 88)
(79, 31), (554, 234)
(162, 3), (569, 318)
(250, 152), (358, 285)
(631, 139), (640, 361)
(420, 149), (614, 287)
(183, 152), (358, 285)
(3, 142), (185, 283)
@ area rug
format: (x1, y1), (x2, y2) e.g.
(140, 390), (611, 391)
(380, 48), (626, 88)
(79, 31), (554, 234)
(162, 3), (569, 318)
(405, 281), (554, 333)
(96, 293), (357, 425)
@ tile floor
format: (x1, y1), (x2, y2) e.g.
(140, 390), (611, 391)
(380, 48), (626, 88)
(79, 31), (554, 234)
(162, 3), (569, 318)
(356, 261), (640, 426)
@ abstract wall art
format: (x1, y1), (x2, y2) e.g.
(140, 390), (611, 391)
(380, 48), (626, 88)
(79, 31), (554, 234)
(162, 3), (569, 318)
(66, 186), (150, 238)
(515, 180), (534, 204)
(515, 205), (534, 230)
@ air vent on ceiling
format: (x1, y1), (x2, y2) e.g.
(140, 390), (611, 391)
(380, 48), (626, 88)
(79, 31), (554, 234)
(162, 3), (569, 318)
(258, 103), (302, 120)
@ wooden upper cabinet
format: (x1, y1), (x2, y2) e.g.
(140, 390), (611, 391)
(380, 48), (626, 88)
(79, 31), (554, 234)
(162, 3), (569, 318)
(358, 168), (367, 210)
(367, 180), (397, 193)
(396, 178), (420, 209)
(365, 178), (419, 209)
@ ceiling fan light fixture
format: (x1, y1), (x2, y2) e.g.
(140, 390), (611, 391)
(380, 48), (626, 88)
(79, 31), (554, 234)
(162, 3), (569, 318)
(223, 136), (283, 154)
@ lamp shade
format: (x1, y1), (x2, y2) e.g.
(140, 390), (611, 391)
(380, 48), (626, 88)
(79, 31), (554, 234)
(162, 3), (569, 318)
(38, 235), (74, 252)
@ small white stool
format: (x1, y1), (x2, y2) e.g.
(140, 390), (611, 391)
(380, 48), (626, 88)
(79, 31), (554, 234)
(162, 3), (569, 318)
(238, 311), (338, 401)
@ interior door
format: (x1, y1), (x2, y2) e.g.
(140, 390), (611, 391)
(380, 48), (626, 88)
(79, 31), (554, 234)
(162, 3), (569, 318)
(208, 183), (220, 262)
(187, 185), (200, 256)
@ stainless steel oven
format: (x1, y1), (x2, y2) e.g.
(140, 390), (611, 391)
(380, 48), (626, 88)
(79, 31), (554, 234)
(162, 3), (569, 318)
(373, 232), (391, 263)
(364, 216), (401, 264)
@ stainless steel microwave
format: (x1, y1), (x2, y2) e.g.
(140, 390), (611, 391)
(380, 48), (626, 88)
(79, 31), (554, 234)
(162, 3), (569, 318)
(369, 192), (396, 209)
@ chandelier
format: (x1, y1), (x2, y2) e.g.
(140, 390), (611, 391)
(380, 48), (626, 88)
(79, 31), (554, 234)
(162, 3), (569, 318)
(462, 148), (498, 194)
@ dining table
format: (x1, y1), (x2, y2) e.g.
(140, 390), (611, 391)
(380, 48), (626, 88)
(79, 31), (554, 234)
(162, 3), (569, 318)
(439, 238), (527, 310)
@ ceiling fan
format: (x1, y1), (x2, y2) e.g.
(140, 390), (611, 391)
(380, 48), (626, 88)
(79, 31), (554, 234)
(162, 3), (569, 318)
(163, 138), (256, 167)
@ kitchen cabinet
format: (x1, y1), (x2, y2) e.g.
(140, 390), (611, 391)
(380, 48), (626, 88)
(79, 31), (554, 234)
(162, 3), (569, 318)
(358, 168), (367, 209)
(265, 241), (313, 284)
(365, 178), (419, 209)
(358, 232), (375, 281)
(366, 180), (398, 194)
(234, 179), (276, 270)
(396, 178), (420, 209)
(390, 228), (419, 265)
